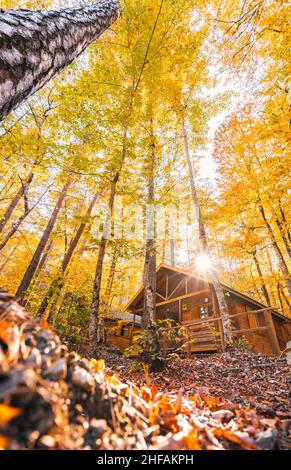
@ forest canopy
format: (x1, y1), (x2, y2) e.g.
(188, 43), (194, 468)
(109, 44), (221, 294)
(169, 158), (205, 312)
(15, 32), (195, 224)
(0, 0), (290, 352)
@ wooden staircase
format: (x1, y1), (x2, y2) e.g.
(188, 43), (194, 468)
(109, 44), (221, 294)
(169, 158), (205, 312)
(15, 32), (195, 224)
(182, 319), (221, 354)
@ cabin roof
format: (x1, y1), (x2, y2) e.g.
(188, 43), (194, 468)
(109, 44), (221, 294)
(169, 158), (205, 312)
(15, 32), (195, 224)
(124, 263), (290, 322)
(104, 311), (141, 325)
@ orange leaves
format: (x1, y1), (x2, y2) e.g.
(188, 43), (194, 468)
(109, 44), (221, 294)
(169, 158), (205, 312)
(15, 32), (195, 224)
(0, 319), (21, 363)
(0, 404), (21, 426)
(214, 428), (258, 450)
(181, 429), (201, 450)
(90, 358), (105, 374)
(0, 434), (10, 450)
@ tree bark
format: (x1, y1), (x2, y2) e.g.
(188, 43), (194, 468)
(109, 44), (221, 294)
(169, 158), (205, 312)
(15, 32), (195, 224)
(37, 188), (102, 319)
(16, 181), (70, 300)
(258, 202), (291, 298)
(0, 1), (121, 121)
(181, 114), (233, 342)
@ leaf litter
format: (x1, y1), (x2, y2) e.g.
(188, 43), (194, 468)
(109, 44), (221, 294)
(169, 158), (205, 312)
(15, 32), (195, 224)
(0, 297), (290, 450)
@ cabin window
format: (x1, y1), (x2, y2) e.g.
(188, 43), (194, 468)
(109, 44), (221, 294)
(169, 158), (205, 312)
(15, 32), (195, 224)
(200, 306), (207, 319)
(199, 304), (214, 319)
(168, 311), (179, 323)
(120, 324), (129, 337)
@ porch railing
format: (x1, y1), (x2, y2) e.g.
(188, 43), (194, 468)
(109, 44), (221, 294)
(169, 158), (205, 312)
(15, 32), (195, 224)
(160, 307), (281, 356)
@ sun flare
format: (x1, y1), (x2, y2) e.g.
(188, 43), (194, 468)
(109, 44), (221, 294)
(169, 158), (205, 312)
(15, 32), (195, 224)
(195, 253), (212, 271)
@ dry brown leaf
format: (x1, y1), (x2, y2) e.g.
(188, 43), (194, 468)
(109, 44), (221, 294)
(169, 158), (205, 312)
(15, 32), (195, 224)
(0, 404), (21, 425)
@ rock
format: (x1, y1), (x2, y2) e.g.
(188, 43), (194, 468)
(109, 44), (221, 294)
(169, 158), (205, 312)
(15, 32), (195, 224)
(212, 410), (234, 422)
(255, 428), (278, 450)
(46, 358), (67, 380)
(26, 348), (42, 368)
(72, 368), (95, 392)
(39, 435), (55, 448)
(37, 330), (54, 342)
(89, 419), (109, 437)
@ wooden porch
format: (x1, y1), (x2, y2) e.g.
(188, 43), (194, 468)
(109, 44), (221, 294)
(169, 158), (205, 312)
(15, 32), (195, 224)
(157, 306), (282, 357)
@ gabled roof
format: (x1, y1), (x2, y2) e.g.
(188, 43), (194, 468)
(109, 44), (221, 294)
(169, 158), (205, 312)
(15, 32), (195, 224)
(124, 263), (290, 322)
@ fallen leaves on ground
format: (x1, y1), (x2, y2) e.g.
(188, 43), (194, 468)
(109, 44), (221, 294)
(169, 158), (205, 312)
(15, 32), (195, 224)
(0, 298), (290, 450)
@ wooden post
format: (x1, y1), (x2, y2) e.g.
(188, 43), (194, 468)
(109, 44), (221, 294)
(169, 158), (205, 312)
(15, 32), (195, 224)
(264, 309), (281, 356)
(166, 273), (169, 299)
(211, 284), (225, 351)
(130, 311), (136, 342)
(178, 299), (182, 323)
(186, 327), (191, 358)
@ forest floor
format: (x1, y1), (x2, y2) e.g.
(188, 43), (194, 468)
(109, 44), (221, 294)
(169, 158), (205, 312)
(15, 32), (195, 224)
(0, 298), (290, 450)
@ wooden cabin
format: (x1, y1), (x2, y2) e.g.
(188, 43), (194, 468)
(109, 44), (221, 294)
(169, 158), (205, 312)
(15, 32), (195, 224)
(123, 263), (291, 356)
(105, 311), (141, 351)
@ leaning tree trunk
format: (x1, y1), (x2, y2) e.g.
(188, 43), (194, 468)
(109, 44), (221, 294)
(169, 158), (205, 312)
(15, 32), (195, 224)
(0, 0), (121, 121)
(181, 114), (233, 343)
(89, 99), (133, 356)
(252, 249), (271, 307)
(37, 188), (102, 319)
(0, 172), (34, 235)
(103, 244), (119, 309)
(278, 201), (291, 245)
(89, 176), (118, 355)
(16, 181), (71, 300)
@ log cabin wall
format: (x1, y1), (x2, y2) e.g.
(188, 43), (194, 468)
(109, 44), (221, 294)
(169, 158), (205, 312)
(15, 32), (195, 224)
(105, 320), (140, 351)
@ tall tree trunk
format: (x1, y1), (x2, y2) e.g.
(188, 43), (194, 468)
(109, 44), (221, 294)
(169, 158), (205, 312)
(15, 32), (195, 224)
(89, 90), (134, 355)
(278, 201), (291, 244)
(37, 188), (102, 319)
(0, 172), (33, 235)
(104, 244), (119, 309)
(254, 156), (290, 257)
(181, 114), (233, 342)
(169, 222), (175, 266)
(252, 249), (271, 307)
(89, 177), (118, 353)
(0, 243), (19, 275)
(16, 181), (70, 300)
(0, 1), (121, 121)
(141, 119), (164, 371)
(275, 214), (291, 258)
(258, 202), (291, 297)
(24, 239), (54, 309)
(0, 178), (48, 251)
(89, 141), (127, 353)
